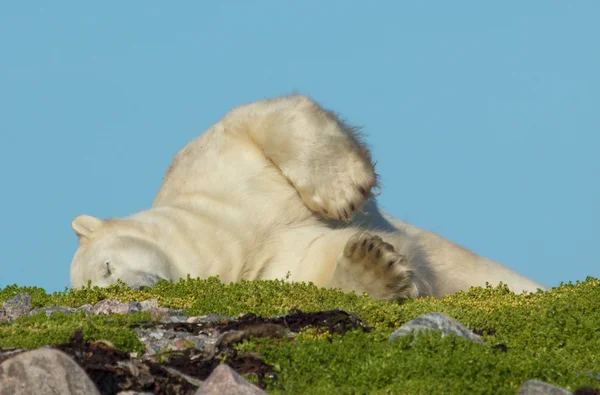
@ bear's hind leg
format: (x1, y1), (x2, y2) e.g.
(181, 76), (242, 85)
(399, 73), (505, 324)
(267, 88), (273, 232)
(330, 232), (417, 301)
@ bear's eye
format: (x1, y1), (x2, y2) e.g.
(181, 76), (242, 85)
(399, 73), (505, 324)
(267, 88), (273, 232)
(103, 260), (112, 278)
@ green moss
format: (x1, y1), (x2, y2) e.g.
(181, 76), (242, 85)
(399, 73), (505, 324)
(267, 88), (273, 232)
(1, 277), (599, 394)
(242, 329), (598, 394)
(0, 311), (149, 354)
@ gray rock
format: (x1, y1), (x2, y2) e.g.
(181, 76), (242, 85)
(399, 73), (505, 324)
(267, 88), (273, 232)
(134, 328), (203, 357)
(0, 347), (101, 395)
(77, 303), (94, 313)
(128, 301), (142, 313)
(1, 293), (32, 320)
(389, 312), (483, 343)
(29, 306), (79, 318)
(165, 312), (190, 323)
(517, 379), (572, 395)
(187, 314), (235, 324)
(195, 364), (266, 394)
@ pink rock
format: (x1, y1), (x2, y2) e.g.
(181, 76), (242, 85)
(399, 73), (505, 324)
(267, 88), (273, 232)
(195, 364), (267, 395)
(0, 347), (101, 395)
(91, 299), (130, 315)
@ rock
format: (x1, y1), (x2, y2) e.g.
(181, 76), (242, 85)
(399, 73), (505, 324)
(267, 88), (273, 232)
(139, 298), (159, 311)
(389, 312), (483, 343)
(92, 299), (137, 315)
(165, 312), (189, 323)
(134, 328), (200, 357)
(1, 293), (32, 321)
(128, 301), (142, 313)
(0, 347), (101, 395)
(517, 380), (572, 395)
(77, 303), (93, 313)
(187, 314), (234, 324)
(195, 364), (266, 394)
(29, 306), (79, 318)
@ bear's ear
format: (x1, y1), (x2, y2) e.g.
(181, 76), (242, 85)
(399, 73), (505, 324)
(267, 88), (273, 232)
(71, 215), (104, 242)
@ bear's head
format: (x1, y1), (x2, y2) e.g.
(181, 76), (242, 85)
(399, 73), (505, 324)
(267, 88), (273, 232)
(69, 215), (175, 289)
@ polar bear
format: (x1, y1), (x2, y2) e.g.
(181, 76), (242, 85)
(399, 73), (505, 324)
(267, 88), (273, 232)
(69, 95), (546, 300)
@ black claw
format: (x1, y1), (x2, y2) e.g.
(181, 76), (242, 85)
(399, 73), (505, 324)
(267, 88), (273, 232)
(323, 208), (328, 214)
(375, 249), (381, 258)
(350, 202), (355, 211)
(359, 186), (367, 196)
(368, 243), (374, 252)
(361, 239), (368, 247)
(387, 260), (396, 268)
(343, 208), (348, 219)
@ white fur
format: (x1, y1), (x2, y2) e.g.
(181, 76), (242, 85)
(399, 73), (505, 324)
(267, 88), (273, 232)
(70, 95), (546, 299)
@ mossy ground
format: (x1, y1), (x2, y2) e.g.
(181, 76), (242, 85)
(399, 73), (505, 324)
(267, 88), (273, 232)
(1, 276), (599, 394)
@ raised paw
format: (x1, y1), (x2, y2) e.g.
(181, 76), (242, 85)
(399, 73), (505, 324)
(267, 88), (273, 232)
(333, 232), (416, 301)
(296, 159), (378, 222)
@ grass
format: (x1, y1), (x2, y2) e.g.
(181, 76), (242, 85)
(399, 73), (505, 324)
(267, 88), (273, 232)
(1, 276), (599, 394)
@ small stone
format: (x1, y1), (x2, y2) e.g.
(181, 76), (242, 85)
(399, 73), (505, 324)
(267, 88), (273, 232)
(195, 364), (266, 394)
(187, 314), (234, 324)
(92, 299), (130, 315)
(29, 306), (79, 318)
(2, 293), (32, 320)
(166, 313), (189, 323)
(128, 301), (142, 313)
(194, 337), (216, 352)
(139, 299), (159, 311)
(517, 379), (572, 395)
(149, 331), (165, 340)
(389, 312), (483, 343)
(0, 347), (101, 395)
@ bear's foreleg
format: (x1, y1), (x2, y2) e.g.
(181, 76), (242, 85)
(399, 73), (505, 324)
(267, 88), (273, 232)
(224, 95), (377, 221)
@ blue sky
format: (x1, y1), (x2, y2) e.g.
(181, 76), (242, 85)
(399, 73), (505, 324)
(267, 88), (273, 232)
(1, 2), (598, 293)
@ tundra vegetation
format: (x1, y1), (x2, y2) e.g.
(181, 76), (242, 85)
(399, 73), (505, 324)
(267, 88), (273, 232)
(1, 276), (599, 394)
